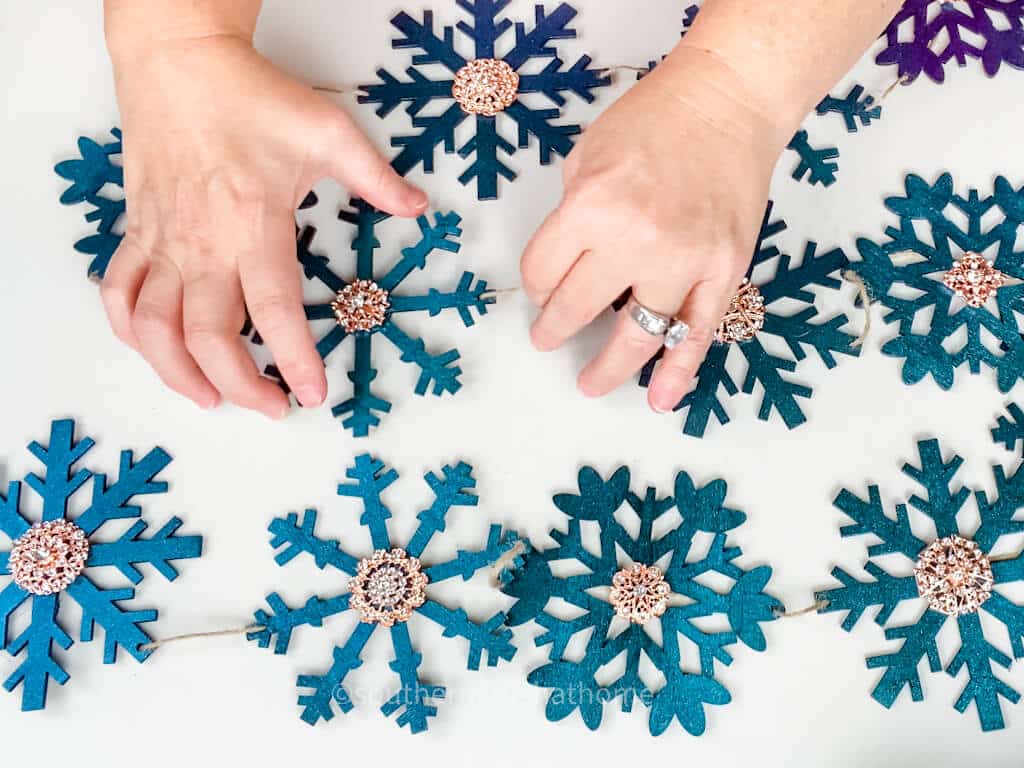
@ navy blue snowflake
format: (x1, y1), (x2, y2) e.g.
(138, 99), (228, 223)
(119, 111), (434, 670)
(502, 465), (780, 735)
(248, 454), (524, 733)
(878, 0), (1024, 83)
(358, 1), (610, 200)
(274, 200), (493, 436)
(816, 439), (1024, 731)
(851, 173), (1024, 392)
(0, 420), (202, 711)
(636, 202), (860, 438)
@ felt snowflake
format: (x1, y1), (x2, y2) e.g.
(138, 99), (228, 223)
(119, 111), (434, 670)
(502, 465), (780, 735)
(0, 420), (202, 711)
(358, 1), (611, 200)
(878, 0), (1024, 83)
(270, 199), (493, 436)
(635, 202), (860, 438)
(247, 454), (524, 733)
(816, 439), (1024, 731)
(851, 173), (1024, 392)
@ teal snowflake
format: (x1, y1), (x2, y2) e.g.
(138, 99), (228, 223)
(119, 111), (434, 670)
(0, 420), (202, 711)
(502, 465), (780, 735)
(816, 439), (1024, 731)
(851, 173), (1024, 391)
(248, 454), (524, 734)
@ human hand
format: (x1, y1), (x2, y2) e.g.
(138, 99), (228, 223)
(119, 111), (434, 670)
(521, 46), (796, 413)
(102, 32), (426, 419)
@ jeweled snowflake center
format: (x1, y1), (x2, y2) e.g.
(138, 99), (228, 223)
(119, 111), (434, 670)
(715, 279), (766, 344)
(941, 253), (1006, 308)
(452, 59), (520, 116)
(331, 279), (390, 333)
(609, 564), (670, 625)
(914, 534), (994, 617)
(9, 520), (90, 596)
(349, 548), (428, 627)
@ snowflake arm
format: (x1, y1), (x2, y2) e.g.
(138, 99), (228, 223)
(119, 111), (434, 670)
(265, 509), (361, 574)
(0, 483), (30, 540)
(85, 517), (203, 583)
(903, 440), (970, 539)
(0, 582), (28, 648)
(380, 321), (463, 396)
(991, 401), (1024, 455)
(24, 420), (94, 523)
(676, 344), (738, 437)
(298, 621), (376, 726)
(2, 595), (72, 712)
(76, 447), (171, 536)
(737, 337), (811, 428)
(330, 334), (392, 437)
(404, 463), (478, 557)
(833, 486), (925, 559)
(377, 212), (462, 292)
(389, 272), (495, 326)
(65, 576), (155, 664)
(816, 562), (920, 631)
(249, 592), (352, 655)
(417, 601), (515, 669)
(337, 455), (398, 551)
(867, 609), (945, 709)
(381, 622), (445, 733)
(948, 612), (1020, 731)
(815, 84), (881, 132)
(787, 130), (839, 187)
(423, 525), (523, 583)
(516, 55), (609, 104)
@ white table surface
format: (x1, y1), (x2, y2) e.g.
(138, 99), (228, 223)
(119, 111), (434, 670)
(3, 1), (1024, 765)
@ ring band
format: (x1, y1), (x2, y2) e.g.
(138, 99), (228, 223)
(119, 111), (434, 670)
(626, 297), (671, 336)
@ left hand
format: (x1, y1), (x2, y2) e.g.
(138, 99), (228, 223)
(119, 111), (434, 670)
(521, 46), (792, 413)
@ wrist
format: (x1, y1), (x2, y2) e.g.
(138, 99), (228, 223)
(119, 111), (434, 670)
(653, 45), (797, 157)
(104, 0), (260, 63)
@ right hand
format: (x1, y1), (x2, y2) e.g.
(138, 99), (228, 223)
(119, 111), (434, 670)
(103, 33), (426, 419)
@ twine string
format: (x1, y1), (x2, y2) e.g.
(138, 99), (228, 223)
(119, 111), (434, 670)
(842, 269), (873, 349)
(773, 599), (830, 618)
(139, 624), (264, 652)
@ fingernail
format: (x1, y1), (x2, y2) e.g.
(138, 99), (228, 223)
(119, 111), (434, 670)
(295, 386), (325, 409)
(268, 402), (291, 421)
(408, 187), (428, 211)
(650, 391), (675, 414)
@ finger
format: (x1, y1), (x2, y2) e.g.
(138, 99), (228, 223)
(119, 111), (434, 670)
(240, 214), (326, 408)
(530, 250), (626, 352)
(577, 281), (688, 399)
(100, 233), (149, 350)
(131, 257), (220, 409)
(647, 279), (733, 413)
(182, 262), (290, 420)
(318, 108), (427, 217)
(520, 208), (587, 307)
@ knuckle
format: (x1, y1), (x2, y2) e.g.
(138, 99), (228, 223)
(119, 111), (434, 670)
(182, 323), (227, 354)
(132, 302), (174, 339)
(247, 293), (295, 326)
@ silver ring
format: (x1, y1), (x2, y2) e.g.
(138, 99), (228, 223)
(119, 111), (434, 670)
(664, 319), (690, 349)
(626, 297), (671, 337)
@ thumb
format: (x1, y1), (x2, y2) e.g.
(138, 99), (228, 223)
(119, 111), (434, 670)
(317, 108), (428, 217)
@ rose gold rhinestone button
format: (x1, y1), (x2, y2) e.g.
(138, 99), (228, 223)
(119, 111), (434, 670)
(715, 279), (766, 344)
(349, 548), (428, 627)
(331, 280), (390, 333)
(9, 520), (90, 596)
(452, 58), (519, 116)
(914, 535), (994, 617)
(942, 253), (1006, 308)
(609, 564), (670, 624)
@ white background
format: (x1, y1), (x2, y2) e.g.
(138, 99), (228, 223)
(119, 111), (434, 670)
(3, 1), (1024, 765)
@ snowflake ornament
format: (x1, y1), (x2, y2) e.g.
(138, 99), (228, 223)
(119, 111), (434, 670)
(878, 0), (1024, 83)
(816, 439), (1024, 731)
(634, 202), (860, 438)
(270, 199), (493, 436)
(0, 420), (202, 711)
(502, 465), (780, 735)
(358, 1), (611, 200)
(248, 454), (524, 733)
(851, 173), (1024, 392)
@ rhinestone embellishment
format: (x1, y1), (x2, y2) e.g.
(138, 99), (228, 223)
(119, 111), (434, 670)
(331, 279), (390, 333)
(942, 253), (1006, 308)
(452, 58), (520, 116)
(914, 535), (994, 617)
(8, 520), (90, 596)
(715, 279), (766, 343)
(609, 564), (670, 624)
(349, 548), (428, 627)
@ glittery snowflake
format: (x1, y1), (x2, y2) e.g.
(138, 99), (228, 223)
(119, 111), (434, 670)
(502, 465), (780, 735)
(851, 173), (1024, 392)
(54, 128), (318, 345)
(993, 402), (1024, 455)
(878, 0), (1024, 83)
(358, 1), (611, 200)
(635, 202), (860, 438)
(816, 439), (1024, 731)
(0, 420), (202, 711)
(248, 454), (524, 733)
(272, 199), (493, 436)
